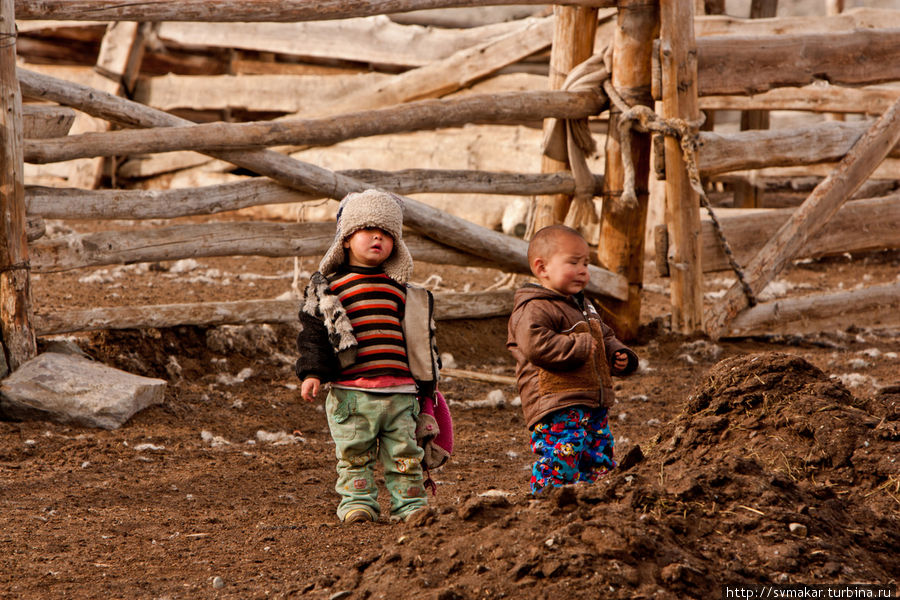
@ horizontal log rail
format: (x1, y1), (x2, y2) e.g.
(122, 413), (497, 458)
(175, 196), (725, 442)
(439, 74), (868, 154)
(696, 120), (900, 177)
(16, 68), (629, 301)
(24, 90), (606, 164)
(29, 222), (498, 273)
(686, 29), (900, 97)
(14, 0), (616, 22)
(656, 194), (900, 274)
(27, 170), (603, 220)
(33, 289), (516, 336)
(724, 282), (900, 338)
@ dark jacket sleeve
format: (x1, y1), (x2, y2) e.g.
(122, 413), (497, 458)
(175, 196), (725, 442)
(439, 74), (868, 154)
(600, 319), (639, 376)
(295, 309), (340, 382)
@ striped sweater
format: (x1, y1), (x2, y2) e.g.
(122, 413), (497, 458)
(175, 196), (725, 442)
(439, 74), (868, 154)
(328, 266), (411, 380)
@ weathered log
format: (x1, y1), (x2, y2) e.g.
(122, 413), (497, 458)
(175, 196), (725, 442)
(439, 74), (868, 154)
(693, 29), (900, 97)
(597, 0), (657, 340)
(656, 194), (900, 274)
(29, 222), (499, 273)
(156, 18), (529, 69)
(26, 170), (603, 220)
(17, 67), (629, 300)
(0, 0), (37, 370)
(15, 1), (616, 22)
(441, 367), (516, 386)
(24, 90), (606, 164)
(694, 7), (900, 37)
(23, 105), (76, 139)
(699, 85), (900, 115)
(33, 290), (517, 336)
(724, 282), (900, 338)
(705, 96), (900, 339)
(295, 15), (555, 120)
(696, 121), (900, 177)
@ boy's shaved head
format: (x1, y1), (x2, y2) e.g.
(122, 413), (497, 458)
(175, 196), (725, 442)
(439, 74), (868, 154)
(527, 225), (585, 267)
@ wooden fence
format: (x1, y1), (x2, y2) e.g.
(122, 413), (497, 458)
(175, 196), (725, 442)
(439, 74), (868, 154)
(1, 0), (899, 370)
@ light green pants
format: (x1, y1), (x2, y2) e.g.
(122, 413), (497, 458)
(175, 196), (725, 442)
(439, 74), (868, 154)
(325, 388), (427, 521)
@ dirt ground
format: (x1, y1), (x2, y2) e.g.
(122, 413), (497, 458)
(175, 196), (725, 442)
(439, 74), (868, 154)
(1, 215), (898, 599)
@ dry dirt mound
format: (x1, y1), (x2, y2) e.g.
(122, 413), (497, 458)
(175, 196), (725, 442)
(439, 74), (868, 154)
(317, 352), (899, 600)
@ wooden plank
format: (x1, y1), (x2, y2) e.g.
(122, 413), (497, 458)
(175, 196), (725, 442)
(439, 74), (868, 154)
(17, 68), (628, 300)
(705, 96), (900, 339)
(26, 169), (602, 220)
(695, 29), (900, 97)
(0, 0), (37, 369)
(22, 104), (75, 139)
(135, 65), (548, 115)
(157, 18), (527, 69)
(15, 0), (616, 22)
(660, 0), (702, 333)
(725, 282), (900, 338)
(597, 0), (658, 339)
(134, 71), (388, 113)
(699, 85), (900, 115)
(28, 222), (495, 273)
(693, 194), (900, 272)
(24, 89), (606, 163)
(33, 289), (516, 336)
(63, 22), (140, 189)
(694, 7), (900, 37)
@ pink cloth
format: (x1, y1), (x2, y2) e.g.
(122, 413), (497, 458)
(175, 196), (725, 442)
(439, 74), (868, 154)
(417, 391), (453, 469)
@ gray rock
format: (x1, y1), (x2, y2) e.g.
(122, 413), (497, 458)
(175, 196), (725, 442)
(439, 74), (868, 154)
(0, 352), (166, 429)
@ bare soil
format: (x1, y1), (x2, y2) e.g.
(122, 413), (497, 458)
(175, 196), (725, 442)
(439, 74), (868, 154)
(1, 216), (898, 599)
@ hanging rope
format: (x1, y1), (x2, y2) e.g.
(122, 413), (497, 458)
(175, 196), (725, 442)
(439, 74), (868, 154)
(541, 52), (610, 235)
(602, 75), (757, 307)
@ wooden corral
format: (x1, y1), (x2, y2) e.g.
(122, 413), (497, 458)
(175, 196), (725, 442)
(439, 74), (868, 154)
(1, 0), (899, 370)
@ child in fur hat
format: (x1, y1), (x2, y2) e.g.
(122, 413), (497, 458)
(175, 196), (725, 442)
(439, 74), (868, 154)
(296, 189), (442, 524)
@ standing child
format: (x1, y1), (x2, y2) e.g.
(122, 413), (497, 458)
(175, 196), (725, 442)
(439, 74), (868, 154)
(507, 224), (638, 494)
(296, 189), (440, 524)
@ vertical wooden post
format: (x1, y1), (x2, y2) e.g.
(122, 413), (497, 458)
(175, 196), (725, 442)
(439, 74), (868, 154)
(659, 0), (703, 334)
(527, 5), (598, 237)
(733, 0), (776, 209)
(0, 0), (37, 371)
(596, 0), (658, 340)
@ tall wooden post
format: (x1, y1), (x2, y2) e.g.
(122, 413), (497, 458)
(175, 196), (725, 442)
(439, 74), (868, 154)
(596, 0), (658, 340)
(527, 5), (598, 237)
(660, 0), (703, 334)
(0, 0), (37, 371)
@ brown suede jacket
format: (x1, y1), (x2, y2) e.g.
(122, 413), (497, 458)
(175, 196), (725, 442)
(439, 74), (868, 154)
(507, 284), (638, 429)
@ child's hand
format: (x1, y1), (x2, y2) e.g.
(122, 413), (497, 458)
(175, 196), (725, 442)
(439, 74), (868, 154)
(301, 377), (320, 402)
(613, 351), (629, 372)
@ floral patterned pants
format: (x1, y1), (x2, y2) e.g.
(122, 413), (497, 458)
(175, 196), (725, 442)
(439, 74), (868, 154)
(529, 406), (615, 494)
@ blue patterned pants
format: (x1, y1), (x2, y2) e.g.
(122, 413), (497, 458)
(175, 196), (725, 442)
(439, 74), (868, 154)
(530, 406), (615, 494)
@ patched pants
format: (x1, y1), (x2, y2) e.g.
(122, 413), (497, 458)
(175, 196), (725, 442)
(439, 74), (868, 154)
(529, 406), (615, 494)
(325, 388), (427, 521)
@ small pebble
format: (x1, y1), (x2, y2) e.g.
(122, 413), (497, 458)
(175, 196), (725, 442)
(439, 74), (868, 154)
(211, 576), (225, 589)
(789, 522), (808, 537)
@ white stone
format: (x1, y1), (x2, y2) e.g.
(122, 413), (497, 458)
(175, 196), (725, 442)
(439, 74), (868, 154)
(0, 353), (166, 430)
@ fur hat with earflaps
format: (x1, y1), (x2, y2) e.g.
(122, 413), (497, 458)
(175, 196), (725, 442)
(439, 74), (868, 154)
(318, 189), (414, 283)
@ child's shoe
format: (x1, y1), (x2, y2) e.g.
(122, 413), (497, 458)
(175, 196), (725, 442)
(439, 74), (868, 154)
(343, 508), (374, 525)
